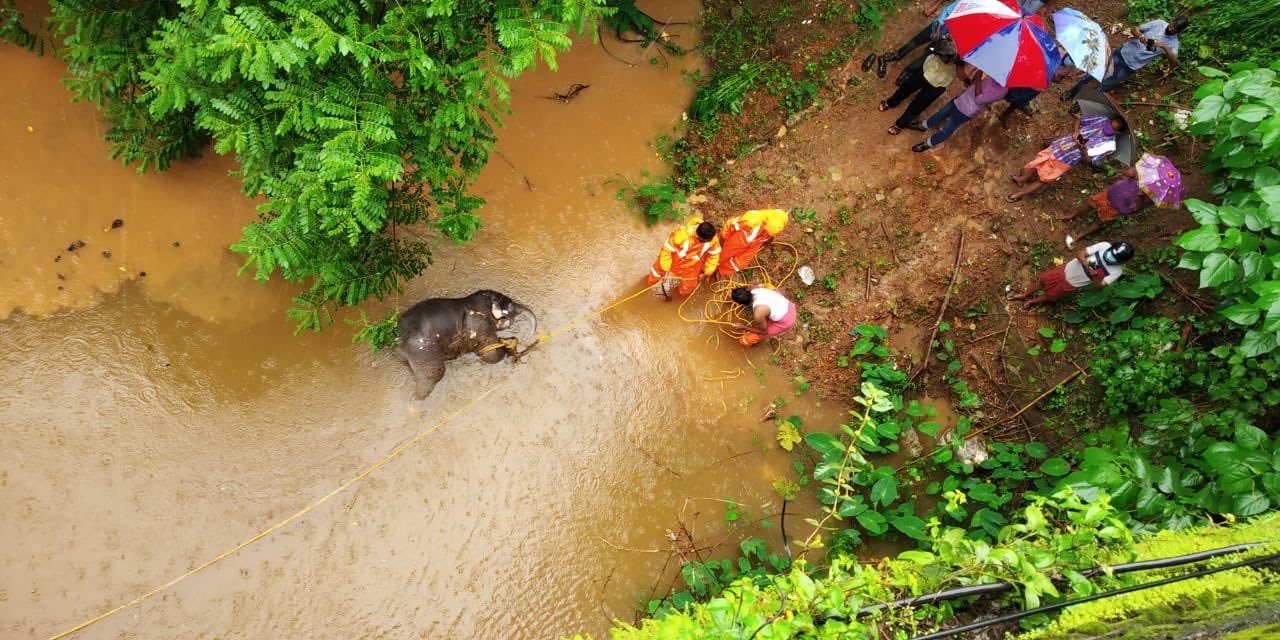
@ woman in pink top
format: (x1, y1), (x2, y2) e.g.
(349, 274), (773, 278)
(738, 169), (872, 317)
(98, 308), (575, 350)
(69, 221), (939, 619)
(730, 286), (796, 347)
(909, 67), (1008, 151)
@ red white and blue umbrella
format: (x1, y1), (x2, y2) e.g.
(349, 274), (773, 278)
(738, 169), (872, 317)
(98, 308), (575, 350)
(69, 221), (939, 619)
(944, 0), (1062, 89)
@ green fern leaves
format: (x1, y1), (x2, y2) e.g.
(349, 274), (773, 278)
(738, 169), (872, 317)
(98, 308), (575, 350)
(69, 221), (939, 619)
(23, 0), (606, 343)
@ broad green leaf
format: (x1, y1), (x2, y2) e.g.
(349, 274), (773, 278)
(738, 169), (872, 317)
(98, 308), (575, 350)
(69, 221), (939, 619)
(804, 431), (844, 457)
(1233, 491), (1271, 516)
(1110, 304), (1135, 324)
(1241, 329), (1280, 357)
(897, 550), (935, 564)
(870, 475), (899, 507)
(776, 420), (802, 451)
(1025, 442), (1049, 459)
(1221, 302), (1261, 326)
(1192, 95), (1230, 124)
(1234, 103), (1271, 123)
(1177, 225), (1221, 252)
(890, 514), (927, 539)
(1200, 252), (1240, 289)
(1039, 457), (1070, 476)
(1197, 66), (1229, 79)
(1185, 199), (1219, 225)
(1049, 338), (1066, 353)
(855, 509), (888, 535)
(1236, 423), (1268, 449)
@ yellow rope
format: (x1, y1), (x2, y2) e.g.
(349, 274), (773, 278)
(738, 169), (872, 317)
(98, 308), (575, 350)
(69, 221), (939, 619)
(45, 282), (662, 640)
(676, 241), (801, 344)
(45, 385), (498, 640)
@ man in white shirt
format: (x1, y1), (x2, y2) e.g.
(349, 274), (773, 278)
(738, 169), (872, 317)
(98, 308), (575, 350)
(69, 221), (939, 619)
(731, 286), (797, 347)
(1009, 241), (1134, 309)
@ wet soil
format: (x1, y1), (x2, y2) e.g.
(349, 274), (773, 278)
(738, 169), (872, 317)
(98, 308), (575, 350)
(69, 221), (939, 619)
(683, 0), (1208, 440)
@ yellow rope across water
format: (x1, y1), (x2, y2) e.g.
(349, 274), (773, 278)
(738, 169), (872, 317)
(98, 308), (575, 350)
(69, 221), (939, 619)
(43, 282), (662, 640)
(49, 261), (793, 639)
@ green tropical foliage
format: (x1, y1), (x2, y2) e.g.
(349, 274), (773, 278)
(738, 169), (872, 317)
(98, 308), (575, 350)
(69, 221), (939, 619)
(574, 491), (1135, 640)
(5, 0), (606, 338)
(1176, 62), (1280, 357)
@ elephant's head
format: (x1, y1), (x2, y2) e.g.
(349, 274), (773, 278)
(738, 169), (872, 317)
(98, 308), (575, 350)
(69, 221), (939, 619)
(478, 290), (536, 334)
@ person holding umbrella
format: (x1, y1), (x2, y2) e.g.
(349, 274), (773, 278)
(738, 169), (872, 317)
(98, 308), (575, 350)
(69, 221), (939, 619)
(1007, 112), (1127, 201)
(1061, 16), (1189, 101)
(1059, 154), (1185, 246)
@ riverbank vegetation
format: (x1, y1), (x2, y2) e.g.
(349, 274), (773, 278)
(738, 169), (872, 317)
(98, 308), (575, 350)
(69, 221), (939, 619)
(1, 0), (606, 344)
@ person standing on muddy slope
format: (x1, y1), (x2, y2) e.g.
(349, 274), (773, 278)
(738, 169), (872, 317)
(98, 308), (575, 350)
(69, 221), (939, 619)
(909, 65), (1007, 152)
(646, 217), (721, 297)
(731, 286), (796, 347)
(879, 38), (959, 136)
(716, 208), (789, 278)
(870, 0), (955, 77)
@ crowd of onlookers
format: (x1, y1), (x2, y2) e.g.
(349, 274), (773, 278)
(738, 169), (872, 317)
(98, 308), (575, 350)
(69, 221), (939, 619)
(871, 0), (1187, 309)
(644, 1), (1192, 349)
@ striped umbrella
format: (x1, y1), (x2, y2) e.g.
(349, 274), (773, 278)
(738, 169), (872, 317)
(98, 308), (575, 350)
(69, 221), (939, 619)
(944, 0), (1062, 89)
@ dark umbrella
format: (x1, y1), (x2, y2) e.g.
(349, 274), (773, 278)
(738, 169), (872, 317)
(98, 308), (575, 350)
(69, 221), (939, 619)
(1073, 84), (1136, 164)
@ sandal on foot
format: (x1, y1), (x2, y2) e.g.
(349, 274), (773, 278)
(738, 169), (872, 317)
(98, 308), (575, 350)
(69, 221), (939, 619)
(887, 124), (902, 135)
(862, 53), (877, 72)
(876, 56), (888, 78)
(903, 120), (927, 132)
(878, 100), (892, 112)
(1005, 194), (1022, 203)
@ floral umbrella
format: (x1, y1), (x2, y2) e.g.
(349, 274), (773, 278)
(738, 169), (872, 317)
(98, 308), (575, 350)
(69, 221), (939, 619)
(1135, 153), (1187, 208)
(1052, 8), (1109, 82)
(943, 0), (1061, 88)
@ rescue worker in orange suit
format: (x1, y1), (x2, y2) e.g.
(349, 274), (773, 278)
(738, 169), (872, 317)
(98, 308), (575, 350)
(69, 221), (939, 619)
(716, 209), (789, 278)
(646, 217), (722, 297)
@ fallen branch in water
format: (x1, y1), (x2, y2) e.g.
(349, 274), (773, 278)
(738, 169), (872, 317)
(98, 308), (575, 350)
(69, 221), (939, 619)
(543, 82), (591, 103)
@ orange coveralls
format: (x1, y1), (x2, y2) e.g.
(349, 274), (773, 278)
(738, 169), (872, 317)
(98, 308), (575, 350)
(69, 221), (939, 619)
(646, 217), (722, 297)
(716, 209), (789, 278)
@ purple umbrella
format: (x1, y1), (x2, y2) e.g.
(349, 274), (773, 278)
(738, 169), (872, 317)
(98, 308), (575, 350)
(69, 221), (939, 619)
(1135, 153), (1186, 208)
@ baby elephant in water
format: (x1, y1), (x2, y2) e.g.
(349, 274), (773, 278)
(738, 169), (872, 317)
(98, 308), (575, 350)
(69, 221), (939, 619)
(395, 290), (537, 400)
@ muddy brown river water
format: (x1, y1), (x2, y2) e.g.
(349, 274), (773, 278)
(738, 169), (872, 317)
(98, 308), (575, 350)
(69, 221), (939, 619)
(0, 5), (866, 639)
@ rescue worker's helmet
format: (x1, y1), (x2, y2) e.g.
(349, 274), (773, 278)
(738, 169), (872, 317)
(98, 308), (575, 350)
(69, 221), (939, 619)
(1103, 242), (1135, 265)
(696, 221), (717, 241)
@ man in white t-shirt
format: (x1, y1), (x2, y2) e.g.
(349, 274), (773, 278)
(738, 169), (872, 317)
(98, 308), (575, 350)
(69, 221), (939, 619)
(1009, 241), (1134, 309)
(731, 286), (797, 347)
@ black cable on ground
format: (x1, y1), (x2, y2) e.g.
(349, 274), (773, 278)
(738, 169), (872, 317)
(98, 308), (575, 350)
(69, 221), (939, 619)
(853, 541), (1266, 616)
(904, 549), (1280, 640)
